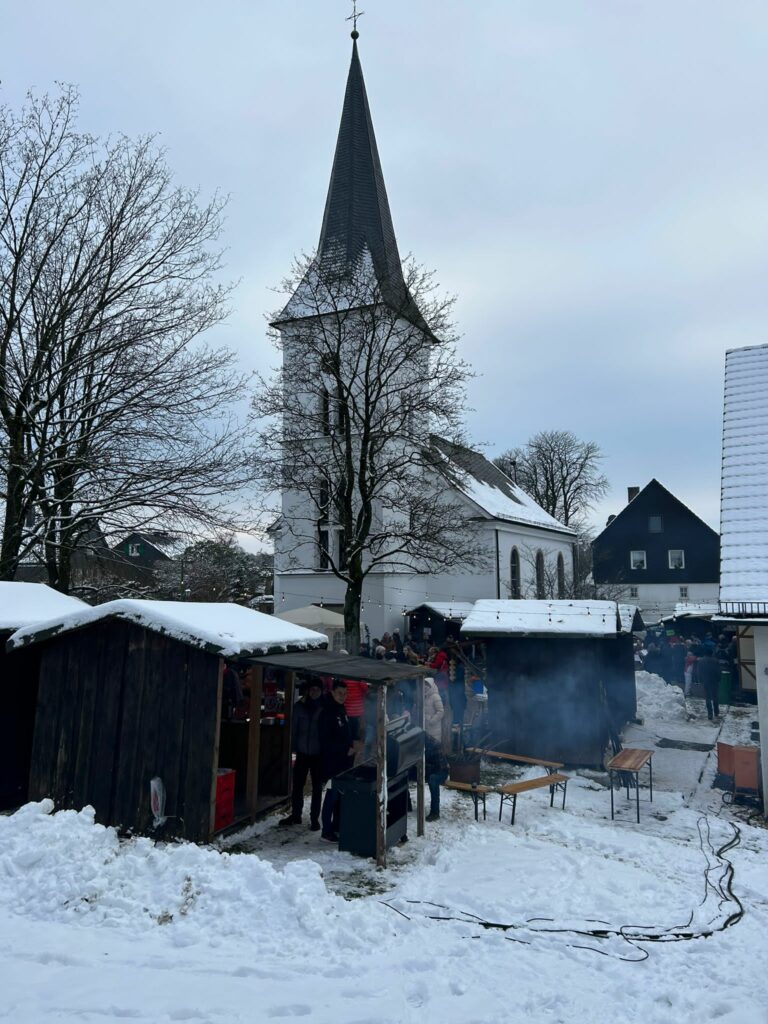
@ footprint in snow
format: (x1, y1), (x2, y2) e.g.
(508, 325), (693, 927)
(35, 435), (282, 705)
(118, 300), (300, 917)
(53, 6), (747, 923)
(266, 1006), (312, 1018)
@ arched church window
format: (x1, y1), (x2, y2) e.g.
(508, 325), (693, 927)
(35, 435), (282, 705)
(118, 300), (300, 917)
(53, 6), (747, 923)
(535, 550), (545, 599)
(510, 547), (521, 599)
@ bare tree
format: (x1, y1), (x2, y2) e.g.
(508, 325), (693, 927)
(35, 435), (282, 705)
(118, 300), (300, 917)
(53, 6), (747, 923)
(253, 253), (487, 649)
(494, 430), (609, 530)
(0, 87), (252, 588)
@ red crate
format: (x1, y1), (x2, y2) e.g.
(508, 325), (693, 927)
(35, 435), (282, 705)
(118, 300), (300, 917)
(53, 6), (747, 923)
(214, 769), (236, 831)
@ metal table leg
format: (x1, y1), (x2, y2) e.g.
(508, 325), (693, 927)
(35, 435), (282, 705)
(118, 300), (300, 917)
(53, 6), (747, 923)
(649, 758), (653, 803)
(610, 770), (615, 820)
(635, 771), (640, 823)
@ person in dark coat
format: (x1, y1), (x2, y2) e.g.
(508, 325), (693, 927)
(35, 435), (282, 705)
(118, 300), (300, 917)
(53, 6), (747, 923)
(318, 680), (354, 841)
(695, 649), (721, 720)
(424, 734), (449, 821)
(280, 680), (324, 829)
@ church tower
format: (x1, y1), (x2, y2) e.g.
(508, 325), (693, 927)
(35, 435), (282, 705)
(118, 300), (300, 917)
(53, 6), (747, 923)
(271, 27), (440, 640)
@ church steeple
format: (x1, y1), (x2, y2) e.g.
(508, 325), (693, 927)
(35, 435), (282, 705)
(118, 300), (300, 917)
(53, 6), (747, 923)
(276, 34), (434, 339)
(317, 39), (403, 296)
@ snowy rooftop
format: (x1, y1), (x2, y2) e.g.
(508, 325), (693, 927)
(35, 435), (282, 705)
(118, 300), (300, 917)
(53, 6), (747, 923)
(461, 599), (620, 638)
(429, 436), (575, 535)
(667, 602), (719, 620)
(0, 582), (87, 632)
(407, 601), (475, 621)
(617, 603), (644, 634)
(720, 344), (768, 613)
(7, 599), (328, 657)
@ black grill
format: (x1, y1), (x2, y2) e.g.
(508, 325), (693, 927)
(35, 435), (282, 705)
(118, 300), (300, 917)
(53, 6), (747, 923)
(386, 719), (424, 775)
(332, 765), (409, 858)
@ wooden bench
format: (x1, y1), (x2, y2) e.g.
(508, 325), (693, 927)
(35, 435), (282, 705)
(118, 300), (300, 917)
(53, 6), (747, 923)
(466, 748), (564, 775)
(497, 774), (568, 825)
(444, 781), (496, 821)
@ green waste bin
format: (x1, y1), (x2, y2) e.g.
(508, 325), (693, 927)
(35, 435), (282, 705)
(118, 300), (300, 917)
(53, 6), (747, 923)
(718, 671), (731, 706)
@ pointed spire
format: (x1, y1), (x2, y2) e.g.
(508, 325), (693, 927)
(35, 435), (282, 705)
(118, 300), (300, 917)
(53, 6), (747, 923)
(315, 38), (434, 337)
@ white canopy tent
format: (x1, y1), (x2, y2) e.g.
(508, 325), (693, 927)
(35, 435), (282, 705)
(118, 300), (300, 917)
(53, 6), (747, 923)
(274, 604), (344, 650)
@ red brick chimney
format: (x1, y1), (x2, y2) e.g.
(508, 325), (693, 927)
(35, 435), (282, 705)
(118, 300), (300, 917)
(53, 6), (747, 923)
(627, 486), (640, 503)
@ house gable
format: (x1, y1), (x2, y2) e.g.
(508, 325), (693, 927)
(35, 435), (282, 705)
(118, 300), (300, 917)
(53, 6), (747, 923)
(592, 479), (719, 585)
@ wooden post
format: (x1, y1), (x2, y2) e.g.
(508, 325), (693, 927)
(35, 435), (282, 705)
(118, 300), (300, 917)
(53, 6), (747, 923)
(414, 672), (425, 837)
(282, 670), (296, 797)
(246, 663), (263, 819)
(375, 683), (388, 868)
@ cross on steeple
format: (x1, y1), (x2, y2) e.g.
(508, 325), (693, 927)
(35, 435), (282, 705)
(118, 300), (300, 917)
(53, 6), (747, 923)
(346, 1), (364, 39)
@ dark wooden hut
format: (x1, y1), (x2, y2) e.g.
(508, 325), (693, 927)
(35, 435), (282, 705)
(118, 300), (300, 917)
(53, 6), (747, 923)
(6, 599), (327, 841)
(461, 599), (638, 767)
(0, 583), (87, 811)
(406, 602), (474, 648)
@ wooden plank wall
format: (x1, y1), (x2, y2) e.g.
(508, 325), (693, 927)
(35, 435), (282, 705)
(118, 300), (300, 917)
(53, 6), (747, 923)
(29, 621), (221, 841)
(0, 645), (41, 810)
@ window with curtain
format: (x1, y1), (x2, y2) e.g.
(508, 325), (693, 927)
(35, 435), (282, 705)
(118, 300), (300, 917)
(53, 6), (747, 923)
(557, 553), (565, 599)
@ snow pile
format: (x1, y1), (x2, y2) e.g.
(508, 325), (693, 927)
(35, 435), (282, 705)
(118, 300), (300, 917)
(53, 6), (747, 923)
(635, 670), (689, 721)
(0, 801), (392, 951)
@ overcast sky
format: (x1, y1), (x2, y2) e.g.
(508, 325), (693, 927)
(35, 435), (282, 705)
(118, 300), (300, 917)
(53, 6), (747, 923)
(5, 1), (767, 536)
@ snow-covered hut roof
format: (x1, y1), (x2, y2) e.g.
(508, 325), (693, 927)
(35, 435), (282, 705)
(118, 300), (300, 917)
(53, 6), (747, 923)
(617, 603), (645, 634)
(428, 436), (575, 536)
(7, 599), (328, 657)
(407, 601), (475, 622)
(720, 343), (768, 616)
(461, 599), (620, 638)
(663, 602), (719, 622)
(0, 582), (88, 633)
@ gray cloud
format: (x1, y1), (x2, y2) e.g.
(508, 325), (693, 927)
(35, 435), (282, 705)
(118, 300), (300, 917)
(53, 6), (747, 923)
(4, 0), (766, 536)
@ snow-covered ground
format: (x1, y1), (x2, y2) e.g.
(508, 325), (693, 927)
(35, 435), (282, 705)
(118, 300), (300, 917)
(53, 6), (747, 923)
(1, 674), (766, 1024)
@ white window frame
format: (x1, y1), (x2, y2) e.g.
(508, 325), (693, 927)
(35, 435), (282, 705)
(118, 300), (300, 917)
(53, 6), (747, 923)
(629, 586), (639, 599)
(630, 550), (646, 570)
(668, 549), (685, 570)
(128, 542), (141, 557)
(679, 586), (689, 599)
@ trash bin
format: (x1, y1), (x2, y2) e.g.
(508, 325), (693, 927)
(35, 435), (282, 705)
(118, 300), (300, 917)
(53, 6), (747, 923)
(332, 765), (409, 858)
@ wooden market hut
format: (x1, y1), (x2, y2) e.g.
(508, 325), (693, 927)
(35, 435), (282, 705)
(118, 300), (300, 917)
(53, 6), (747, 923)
(406, 602), (475, 648)
(0, 583), (88, 811)
(460, 599), (638, 767)
(6, 599), (327, 841)
(248, 650), (428, 867)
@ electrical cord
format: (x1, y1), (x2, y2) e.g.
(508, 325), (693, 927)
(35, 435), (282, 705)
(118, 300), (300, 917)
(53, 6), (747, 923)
(380, 814), (743, 963)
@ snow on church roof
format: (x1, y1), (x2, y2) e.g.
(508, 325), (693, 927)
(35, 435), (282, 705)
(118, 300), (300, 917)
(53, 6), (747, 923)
(7, 599), (329, 657)
(461, 599), (620, 638)
(720, 344), (768, 614)
(428, 436), (575, 535)
(0, 582), (88, 632)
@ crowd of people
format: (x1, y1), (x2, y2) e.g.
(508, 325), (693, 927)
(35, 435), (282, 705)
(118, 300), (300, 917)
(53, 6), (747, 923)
(638, 629), (738, 721)
(280, 633), (487, 838)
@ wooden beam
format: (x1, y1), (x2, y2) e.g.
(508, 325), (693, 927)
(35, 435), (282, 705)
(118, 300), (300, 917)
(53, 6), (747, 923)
(375, 684), (387, 868)
(246, 663), (263, 817)
(414, 675), (425, 837)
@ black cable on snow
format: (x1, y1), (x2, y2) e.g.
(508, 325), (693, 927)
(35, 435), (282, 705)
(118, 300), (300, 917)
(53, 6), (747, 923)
(379, 815), (744, 963)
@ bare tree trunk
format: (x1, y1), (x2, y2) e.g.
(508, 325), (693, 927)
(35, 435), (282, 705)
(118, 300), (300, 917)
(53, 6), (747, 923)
(344, 578), (362, 653)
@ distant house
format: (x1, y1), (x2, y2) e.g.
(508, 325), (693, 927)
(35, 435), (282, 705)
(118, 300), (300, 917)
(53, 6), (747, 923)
(111, 532), (185, 574)
(592, 481), (719, 620)
(717, 343), (768, 813)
